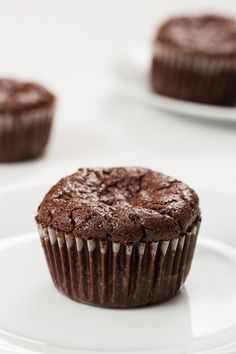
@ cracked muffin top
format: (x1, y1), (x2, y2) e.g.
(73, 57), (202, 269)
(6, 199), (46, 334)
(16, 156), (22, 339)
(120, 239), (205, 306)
(36, 167), (200, 243)
(156, 15), (236, 56)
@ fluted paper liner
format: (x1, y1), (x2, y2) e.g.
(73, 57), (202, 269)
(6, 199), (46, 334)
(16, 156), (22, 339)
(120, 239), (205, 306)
(38, 223), (199, 307)
(151, 42), (236, 106)
(0, 105), (54, 162)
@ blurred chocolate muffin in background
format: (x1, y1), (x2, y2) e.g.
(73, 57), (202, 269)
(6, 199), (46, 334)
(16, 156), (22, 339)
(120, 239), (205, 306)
(151, 15), (236, 106)
(0, 79), (56, 162)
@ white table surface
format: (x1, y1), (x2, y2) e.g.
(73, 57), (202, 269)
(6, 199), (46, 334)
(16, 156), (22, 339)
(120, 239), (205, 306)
(0, 0), (236, 194)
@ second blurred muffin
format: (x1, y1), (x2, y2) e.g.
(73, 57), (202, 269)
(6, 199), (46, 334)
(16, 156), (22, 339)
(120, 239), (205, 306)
(151, 15), (236, 106)
(0, 79), (56, 162)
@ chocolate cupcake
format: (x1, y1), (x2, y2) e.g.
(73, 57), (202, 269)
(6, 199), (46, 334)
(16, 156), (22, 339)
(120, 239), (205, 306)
(36, 167), (201, 308)
(0, 79), (55, 162)
(151, 15), (236, 106)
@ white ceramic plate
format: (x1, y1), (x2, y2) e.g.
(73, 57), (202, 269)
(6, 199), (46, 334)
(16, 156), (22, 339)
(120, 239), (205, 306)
(115, 45), (236, 123)
(1, 184), (236, 354)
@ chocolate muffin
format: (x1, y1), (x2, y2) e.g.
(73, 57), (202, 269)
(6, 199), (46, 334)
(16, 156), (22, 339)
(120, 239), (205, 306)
(0, 79), (56, 162)
(36, 167), (201, 308)
(151, 15), (236, 106)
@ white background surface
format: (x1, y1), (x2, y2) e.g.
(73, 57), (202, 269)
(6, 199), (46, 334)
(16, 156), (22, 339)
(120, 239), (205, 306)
(0, 0), (236, 193)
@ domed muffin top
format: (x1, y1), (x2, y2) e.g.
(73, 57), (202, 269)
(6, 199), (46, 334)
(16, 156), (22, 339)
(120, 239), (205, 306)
(156, 15), (236, 56)
(0, 79), (55, 113)
(36, 167), (200, 243)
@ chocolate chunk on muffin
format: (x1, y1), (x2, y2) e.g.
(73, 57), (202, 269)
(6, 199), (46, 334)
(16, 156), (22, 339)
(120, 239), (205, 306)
(151, 15), (236, 106)
(36, 167), (201, 308)
(0, 79), (56, 162)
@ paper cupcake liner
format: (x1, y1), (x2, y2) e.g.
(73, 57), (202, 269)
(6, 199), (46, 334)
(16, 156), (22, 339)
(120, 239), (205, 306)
(151, 43), (236, 106)
(38, 221), (200, 308)
(0, 104), (55, 162)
